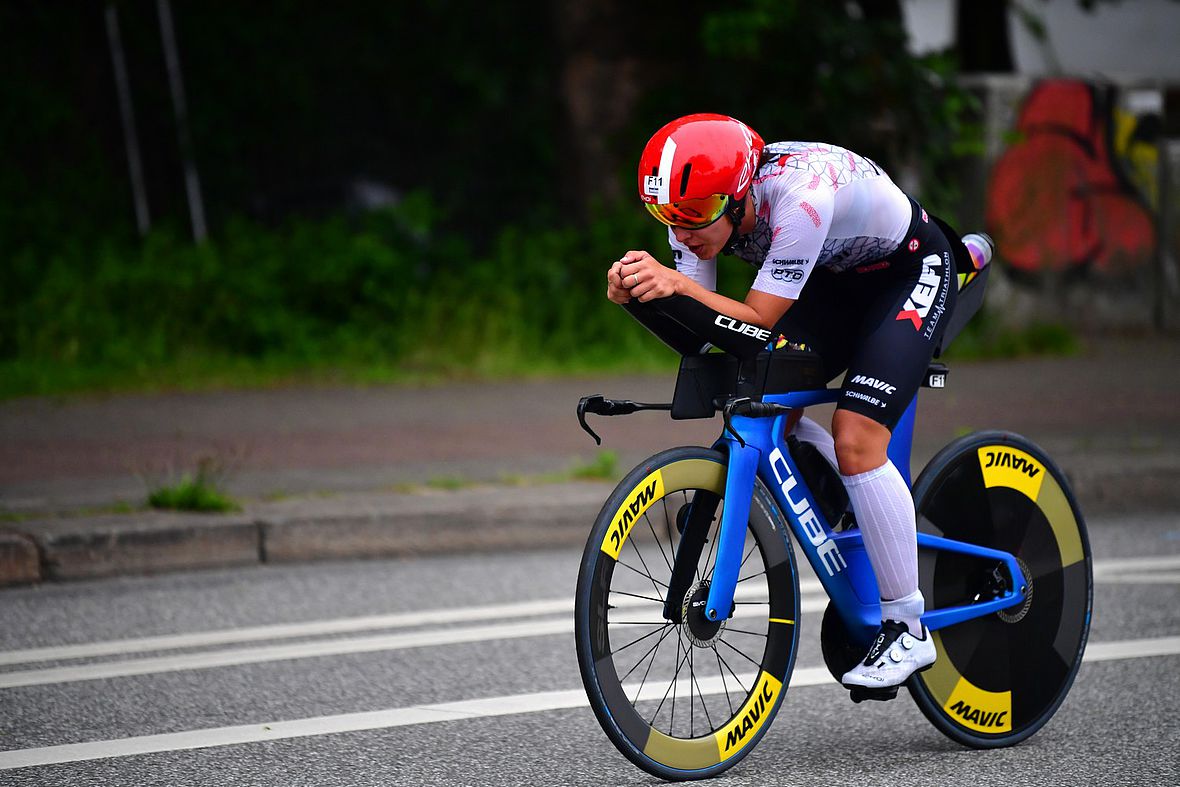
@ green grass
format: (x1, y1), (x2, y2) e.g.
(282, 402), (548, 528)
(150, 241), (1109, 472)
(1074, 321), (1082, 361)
(568, 450), (619, 481)
(147, 458), (240, 513)
(148, 479), (240, 513)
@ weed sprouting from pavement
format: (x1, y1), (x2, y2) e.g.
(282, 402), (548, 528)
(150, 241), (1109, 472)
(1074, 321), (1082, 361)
(147, 456), (241, 513)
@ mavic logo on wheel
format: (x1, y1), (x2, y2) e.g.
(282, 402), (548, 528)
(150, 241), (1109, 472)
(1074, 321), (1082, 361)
(949, 700), (1008, 730)
(978, 446), (1046, 502)
(983, 450), (1042, 478)
(943, 678), (1012, 733)
(601, 471), (664, 560)
(768, 448), (846, 576)
(716, 672), (782, 755)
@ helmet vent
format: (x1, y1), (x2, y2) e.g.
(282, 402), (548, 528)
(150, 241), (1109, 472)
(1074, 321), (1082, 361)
(679, 162), (692, 197)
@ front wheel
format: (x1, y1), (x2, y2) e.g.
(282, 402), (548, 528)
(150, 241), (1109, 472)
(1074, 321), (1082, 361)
(574, 446), (800, 781)
(909, 431), (1092, 748)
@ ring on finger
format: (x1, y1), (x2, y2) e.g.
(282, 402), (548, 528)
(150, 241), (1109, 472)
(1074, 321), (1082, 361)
(630, 274), (639, 287)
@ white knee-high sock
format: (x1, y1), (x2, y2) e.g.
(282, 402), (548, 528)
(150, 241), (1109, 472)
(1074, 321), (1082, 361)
(841, 460), (925, 633)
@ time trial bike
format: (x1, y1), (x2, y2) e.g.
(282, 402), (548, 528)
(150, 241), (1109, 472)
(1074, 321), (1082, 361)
(572, 237), (1092, 781)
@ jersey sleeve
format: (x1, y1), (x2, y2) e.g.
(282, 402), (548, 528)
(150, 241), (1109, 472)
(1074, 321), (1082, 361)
(668, 228), (717, 292)
(750, 184), (835, 300)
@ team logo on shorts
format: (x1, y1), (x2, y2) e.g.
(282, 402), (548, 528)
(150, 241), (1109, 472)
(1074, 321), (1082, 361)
(908, 238), (920, 253)
(896, 253), (944, 330)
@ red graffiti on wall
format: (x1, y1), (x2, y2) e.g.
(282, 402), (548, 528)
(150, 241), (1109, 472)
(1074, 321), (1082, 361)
(987, 79), (1155, 276)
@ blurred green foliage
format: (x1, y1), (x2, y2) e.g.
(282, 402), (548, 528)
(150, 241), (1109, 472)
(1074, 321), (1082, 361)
(0, 195), (686, 396)
(0, 1), (992, 396)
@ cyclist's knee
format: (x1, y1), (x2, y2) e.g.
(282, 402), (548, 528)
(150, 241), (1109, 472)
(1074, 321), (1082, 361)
(832, 410), (890, 476)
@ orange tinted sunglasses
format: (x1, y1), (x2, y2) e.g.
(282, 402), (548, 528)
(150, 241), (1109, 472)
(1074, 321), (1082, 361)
(644, 194), (729, 229)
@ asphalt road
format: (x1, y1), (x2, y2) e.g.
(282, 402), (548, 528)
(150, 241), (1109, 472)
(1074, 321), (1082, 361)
(1, 511), (1178, 786)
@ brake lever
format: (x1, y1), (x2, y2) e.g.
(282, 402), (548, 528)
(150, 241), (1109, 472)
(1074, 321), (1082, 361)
(577, 395), (673, 445)
(722, 397), (750, 448)
(577, 395), (606, 445)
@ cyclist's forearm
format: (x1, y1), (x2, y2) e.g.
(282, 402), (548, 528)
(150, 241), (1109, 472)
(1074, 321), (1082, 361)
(676, 276), (773, 328)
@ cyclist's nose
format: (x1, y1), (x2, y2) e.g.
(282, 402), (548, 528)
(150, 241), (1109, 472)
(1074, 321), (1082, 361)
(672, 226), (694, 243)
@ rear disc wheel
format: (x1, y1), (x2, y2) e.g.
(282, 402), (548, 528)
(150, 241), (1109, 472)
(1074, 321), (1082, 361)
(909, 431), (1092, 748)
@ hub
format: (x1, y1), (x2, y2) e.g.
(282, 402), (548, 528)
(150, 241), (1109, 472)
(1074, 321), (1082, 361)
(997, 556), (1034, 623)
(682, 581), (726, 648)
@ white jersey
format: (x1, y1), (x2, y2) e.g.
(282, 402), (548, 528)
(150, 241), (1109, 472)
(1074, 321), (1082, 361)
(670, 141), (913, 300)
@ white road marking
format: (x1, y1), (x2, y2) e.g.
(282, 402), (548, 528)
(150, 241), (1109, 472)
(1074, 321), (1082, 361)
(1, 637), (1177, 771)
(0, 598), (577, 668)
(0, 579), (823, 668)
(1091, 555), (1180, 574)
(0, 555), (1172, 686)
(0, 596), (828, 689)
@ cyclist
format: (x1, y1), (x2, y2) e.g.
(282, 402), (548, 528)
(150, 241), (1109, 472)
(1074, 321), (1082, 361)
(607, 113), (960, 691)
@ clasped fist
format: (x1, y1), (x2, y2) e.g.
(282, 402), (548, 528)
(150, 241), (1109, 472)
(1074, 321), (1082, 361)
(606, 251), (680, 304)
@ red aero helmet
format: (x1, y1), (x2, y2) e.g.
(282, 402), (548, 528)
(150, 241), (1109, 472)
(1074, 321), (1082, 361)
(638, 114), (765, 229)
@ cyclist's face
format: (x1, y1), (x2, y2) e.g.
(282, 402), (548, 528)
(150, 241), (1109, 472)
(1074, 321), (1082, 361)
(671, 215), (733, 260)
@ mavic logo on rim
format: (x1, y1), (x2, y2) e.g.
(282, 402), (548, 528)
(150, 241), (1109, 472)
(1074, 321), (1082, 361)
(601, 471), (664, 559)
(977, 446), (1046, 502)
(716, 672), (782, 755)
(949, 700), (1009, 729)
(983, 450), (1042, 479)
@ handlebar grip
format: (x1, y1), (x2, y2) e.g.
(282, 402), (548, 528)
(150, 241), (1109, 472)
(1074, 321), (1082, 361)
(733, 400), (787, 418)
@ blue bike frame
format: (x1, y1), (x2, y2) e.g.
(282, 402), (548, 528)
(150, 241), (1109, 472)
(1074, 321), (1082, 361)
(702, 389), (1029, 645)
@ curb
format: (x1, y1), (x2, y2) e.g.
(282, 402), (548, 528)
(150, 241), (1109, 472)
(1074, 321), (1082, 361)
(2, 463), (1178, 589)
(1, 483), (611, 587)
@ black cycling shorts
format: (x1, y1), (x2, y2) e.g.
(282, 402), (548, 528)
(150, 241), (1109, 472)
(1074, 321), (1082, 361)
(774, 200), (957, 429)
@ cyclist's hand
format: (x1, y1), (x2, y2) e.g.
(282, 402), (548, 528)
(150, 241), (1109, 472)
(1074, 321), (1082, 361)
(618, 251), (681, 303)
(607, 260), (632, 304)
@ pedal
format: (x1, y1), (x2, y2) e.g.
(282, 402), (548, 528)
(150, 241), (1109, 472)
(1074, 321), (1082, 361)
(848, 685), (900, 704)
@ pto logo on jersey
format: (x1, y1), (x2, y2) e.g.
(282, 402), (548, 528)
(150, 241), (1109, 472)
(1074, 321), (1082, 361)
(895, 253), (944, 331)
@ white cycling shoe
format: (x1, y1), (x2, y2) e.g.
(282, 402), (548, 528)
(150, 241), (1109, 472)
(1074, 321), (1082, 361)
(841, 620), (936, 689)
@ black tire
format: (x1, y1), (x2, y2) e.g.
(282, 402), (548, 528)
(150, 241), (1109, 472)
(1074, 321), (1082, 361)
(574, 447), (801, 781)
(908, 431), (1093, 748)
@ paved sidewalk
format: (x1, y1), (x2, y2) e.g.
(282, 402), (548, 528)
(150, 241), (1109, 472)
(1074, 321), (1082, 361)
(2, 337), (1177, 586)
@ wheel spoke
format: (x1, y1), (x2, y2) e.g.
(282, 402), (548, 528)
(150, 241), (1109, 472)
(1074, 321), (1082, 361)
(615, 558), (669, 590)
(644, 508), (675, 575)
(612, 623), (673, 658)
(691, 652), (716, 732)
(629, 539), (670, 601)
(715, 648), (751, 698)
(651, 635), (694, 727)
(719, 636), (762, 670)
(625, 623), (678, 698)
(609, 589), (665, 605)
(723, 626), (768, 638)
(715, 647), (735, 716)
